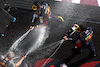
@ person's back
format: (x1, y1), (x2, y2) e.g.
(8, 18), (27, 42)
(0, 54), (16, 67)
(6, 59), (15, 67)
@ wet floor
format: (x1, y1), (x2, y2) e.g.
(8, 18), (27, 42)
(0, 1), (100, 67)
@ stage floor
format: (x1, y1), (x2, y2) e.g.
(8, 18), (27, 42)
(0, 1), (100, 67)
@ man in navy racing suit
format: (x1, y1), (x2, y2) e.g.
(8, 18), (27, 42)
(63, 24), (96, 57)
(30, 2), (51, 30)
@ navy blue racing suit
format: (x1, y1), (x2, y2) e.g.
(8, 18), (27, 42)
(66, 26), (96, 55)
(32, 2), (51, 26)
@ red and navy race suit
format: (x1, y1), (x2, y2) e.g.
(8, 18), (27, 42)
(66, 26), (95, 55)
(32, 2), (51, 26)
(0, 55), (14, 67)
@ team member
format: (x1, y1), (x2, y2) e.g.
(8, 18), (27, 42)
(30, 1), (51, 29)
(0, 51), (27, 67)
(63, 24), (96, 57)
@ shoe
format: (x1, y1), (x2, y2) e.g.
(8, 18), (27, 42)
(71, 48), (82, 54)
(60, 63), (68, 67)
(89, 53), (96, 57)
(94, 53), (96, 57)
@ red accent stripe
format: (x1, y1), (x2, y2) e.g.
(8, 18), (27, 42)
(50, 65), (55, 67)
(81, 61), (100, 67)
(62, 0), (72, 2)
(44, 18), (48, 26)
(34, 58), (54, 67)
(80, 0), (98, 6)
(76, 43), (82, 48)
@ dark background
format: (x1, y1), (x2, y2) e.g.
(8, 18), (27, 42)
(0, 1), (100, 67)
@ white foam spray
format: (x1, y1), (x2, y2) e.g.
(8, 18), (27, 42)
(35, 39), (64, 51)
(42, 39), (64, 67)
(8, 29), (31, 52)
(26, 26), (48, 56)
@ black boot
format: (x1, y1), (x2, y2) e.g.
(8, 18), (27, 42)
(89, 53), (96, 57)
(71, 48), (82, 54)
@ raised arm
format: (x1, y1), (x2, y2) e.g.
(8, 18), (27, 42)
(16, 55), (27, 67)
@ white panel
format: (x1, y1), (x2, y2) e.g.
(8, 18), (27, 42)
(97, 0), (100, 6)
(72, 0), (81, 4)
(54, 0), (62, 1)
